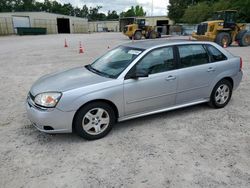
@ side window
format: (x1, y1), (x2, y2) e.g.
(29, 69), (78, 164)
(178, 45), (209, 68)
(136, 47), (175, 74)
(206, 45), (227, 62)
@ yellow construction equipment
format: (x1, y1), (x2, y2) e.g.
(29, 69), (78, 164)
(123, 19), (161, 40)
(192, 10), (250, 46)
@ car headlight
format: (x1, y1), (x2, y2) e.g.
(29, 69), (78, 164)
(34, 92), (62, 108)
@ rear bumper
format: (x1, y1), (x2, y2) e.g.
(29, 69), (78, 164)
(232, 70), (243, 90)
(26, 100), (75, 134)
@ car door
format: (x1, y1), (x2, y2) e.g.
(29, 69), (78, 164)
(123, 46), (178, 116)
(175, 44), (218, 105)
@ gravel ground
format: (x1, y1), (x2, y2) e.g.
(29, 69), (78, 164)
(0, 33), (249, 188)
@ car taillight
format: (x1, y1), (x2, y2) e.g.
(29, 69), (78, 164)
(240, 57), (243, 71)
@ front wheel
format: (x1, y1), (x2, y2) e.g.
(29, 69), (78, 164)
(209, 79), (232, 108)
(215, 32), (231, 47)
(74, 102), (116, 140)
(134, 31), (142, 40)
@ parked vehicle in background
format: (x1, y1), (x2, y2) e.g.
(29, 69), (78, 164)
(192, 10), (250, 47)
(123, 18), (161, 40)
(26, 40), (243, 140)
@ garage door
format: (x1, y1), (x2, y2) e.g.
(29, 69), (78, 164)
(97, 23), (103, 32)
(12, 16), (30, 33)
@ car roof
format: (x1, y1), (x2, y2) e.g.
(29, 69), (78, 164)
(121, 39), (212, 50)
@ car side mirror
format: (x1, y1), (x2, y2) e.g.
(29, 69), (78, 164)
(131, 69), (149, 79)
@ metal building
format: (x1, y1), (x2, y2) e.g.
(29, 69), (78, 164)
(0, 12), (88, 35)
(88, 21), (119, 32)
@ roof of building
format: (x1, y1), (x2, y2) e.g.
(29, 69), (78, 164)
(0, 11), (87, 20)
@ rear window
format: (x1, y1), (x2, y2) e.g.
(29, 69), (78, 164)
(206, 45), (227, 62)
(178, 44), (209, 68)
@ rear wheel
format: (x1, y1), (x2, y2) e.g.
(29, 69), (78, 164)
(134, 31), (142, 40)
(74, 102), (116, 140)
(239, 31), (250, 46)
(149, 31), (157, 39)
(157, 32), (161, 38)
(215, 32), (231, 47)
(209, 79), (232, 108)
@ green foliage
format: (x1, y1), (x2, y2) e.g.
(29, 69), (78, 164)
(120, 5), (146, 17)
(107, 10), (119, 20)
(182, 1), (213, 24)
(168, 0), (189, 23)
(168, 0), (250, 23)
(231, 0), (250, 22)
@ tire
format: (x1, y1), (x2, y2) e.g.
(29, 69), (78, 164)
(157, 32), (161, 38)
(129, 37), (132, 40)
(149, 31), (157, 39)
(235, 30), (247, 41)
(134, 31), (142, 40)
(238, 31), (250, 46)
(74, 102), (116, 140)
(209, 79), (233, 108)
(215, 32), (231, 47)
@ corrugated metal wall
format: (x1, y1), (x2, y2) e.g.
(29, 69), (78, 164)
(0, 17), (14, 35)
(88, 21), (119, 32)
(33, 19), (57, 34)
(72, 20), (88, 33)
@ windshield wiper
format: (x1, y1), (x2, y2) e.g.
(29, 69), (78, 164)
(85, 65), (114, 78)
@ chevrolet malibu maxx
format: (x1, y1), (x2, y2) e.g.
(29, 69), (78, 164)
(26, 40), (243, 140)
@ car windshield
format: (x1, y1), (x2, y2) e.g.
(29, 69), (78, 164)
(86, 46), (144, 78)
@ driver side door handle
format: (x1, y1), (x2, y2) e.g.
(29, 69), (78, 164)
(165, 75), (176, 81)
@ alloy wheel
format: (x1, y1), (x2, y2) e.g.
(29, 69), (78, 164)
(82, 108), (110, 135)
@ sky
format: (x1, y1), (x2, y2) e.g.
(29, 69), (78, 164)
(38, 0), (169, 16)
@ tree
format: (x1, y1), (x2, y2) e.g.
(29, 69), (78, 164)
(135, 5), (145, 16)
(88, 6), (107, 21)
(227, 0), (250, 22)
(168, 0), (190, 23)
(80, 5), (89, 18)
(107, 10), (119, 20)
(181, 0), (250, 24)
(182, 1), (213, 24)
(0, 1), (12, 12)
(120, 5), (146, 17)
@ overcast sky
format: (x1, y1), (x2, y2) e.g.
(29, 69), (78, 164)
(38, 0), (169, 16)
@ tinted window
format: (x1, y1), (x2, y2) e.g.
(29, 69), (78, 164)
(178, 45), (209, 68)
(136, 47), (175, 74)
(206, 45), (227, 62)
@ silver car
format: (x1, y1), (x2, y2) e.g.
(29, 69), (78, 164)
(26, 40), (243, 140)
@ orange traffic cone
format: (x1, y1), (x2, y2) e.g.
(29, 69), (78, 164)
(223, 42), (227, 48)
(79, 42), (84, 54)
(64, 39), (68, 48)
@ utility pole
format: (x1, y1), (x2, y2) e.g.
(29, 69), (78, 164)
(151, 0), (153, 16)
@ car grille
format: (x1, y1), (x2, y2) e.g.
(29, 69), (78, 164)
(197, 23), (208, 35)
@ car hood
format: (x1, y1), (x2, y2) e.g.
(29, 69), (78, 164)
(30, 66), (112, 96)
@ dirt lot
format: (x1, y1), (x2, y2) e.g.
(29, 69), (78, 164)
(0, 33), (249, 188)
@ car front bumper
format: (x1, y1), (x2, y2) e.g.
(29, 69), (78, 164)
(26, 97), (75, 134)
